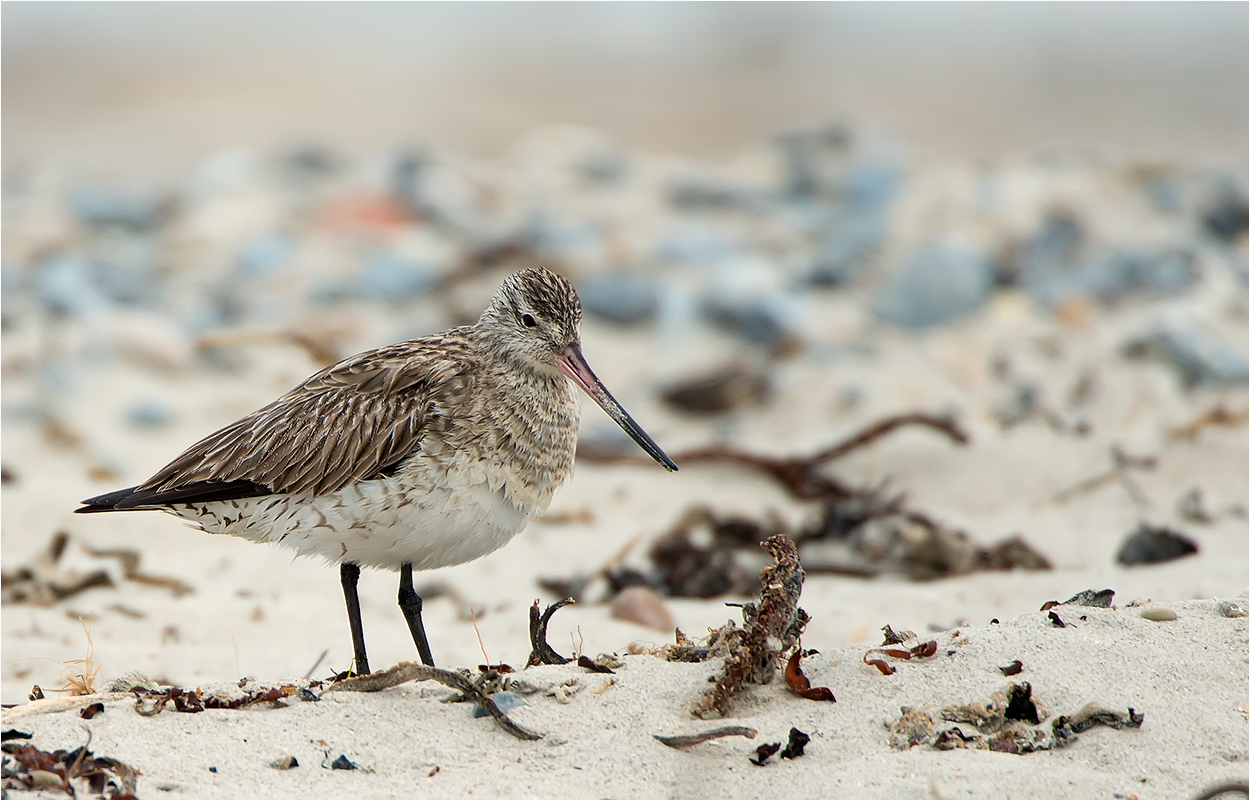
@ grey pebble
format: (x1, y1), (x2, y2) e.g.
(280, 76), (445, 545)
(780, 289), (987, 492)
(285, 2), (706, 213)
(1140, 607), (1178, 622)
(472, 691), (528, 719)
(1123, 326), (1249, 390)
(807, 208), (887, 287)
(1116, 522), (1199, 566)
(1062, 589), (1116, 608)
(1217, 600), (1247, 618)
(873, 241), (994, 328)
(125, 401), (173, 429)
(269, 755), (299, 770)
(71, 187), (164, 231)
(579, 272), (659, 325)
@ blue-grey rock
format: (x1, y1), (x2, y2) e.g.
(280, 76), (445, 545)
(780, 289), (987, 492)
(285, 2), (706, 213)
(874, 243), (995, 328)
(839, 159), (903, 210)
(281, 145), (339, 180)
(703, 295), (791, 346)
(700, 258), (801, 348)
(1015, 211), (1085, 288)
(392, 152), (480, 233)
(576, 148), (628, 185)
(1117, 523), (1198, 566)
(35, 255), (109, 317)
(125, 400), (173, 429)
(525, 209), (604, 265)
(1030, 249), (1197, 306)
(355, 249), (441, 301)
(579, 272), (659, 325)
(472, 691), (529, 719)
(1016, 206), (1196, 305)
(1200, 178), (1248, 243)
(236, 234), (292, 277)
(667, 173), (763, 212)
(654, 223), (735, 265)
(807, 207), (888, 287)
(71, 188), (164, 231)
(1144, 174), (1184, 214)
(776, 124), (852, 199)
(1123, 326), (1249, 389)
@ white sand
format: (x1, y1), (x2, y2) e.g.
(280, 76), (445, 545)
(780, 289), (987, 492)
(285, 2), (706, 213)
(4, 597), (1247, 799)
(3, 113), (1248, 799)
(4, 272), (1248, 797)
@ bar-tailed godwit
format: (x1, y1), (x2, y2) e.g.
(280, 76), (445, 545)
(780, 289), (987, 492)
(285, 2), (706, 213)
(76, 267), (676, 674)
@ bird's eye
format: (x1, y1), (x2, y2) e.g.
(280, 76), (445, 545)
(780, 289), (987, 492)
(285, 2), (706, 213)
(521, 313), (538, 328)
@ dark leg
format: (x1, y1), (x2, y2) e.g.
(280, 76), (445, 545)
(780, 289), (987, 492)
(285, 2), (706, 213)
(398, 563), (436, 666)
(340, 562), (370, 676)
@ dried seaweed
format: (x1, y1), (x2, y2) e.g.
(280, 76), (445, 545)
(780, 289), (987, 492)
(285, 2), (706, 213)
(863, 639), (939, 676)
(1051, 445), (1155, 508)
(640, 508), (769, 598)
(693, 535), (809, 719)
(1, 733), (138, 799)
(1, 531), (193, 606)
(555, 412), (1049, 601)
(526, 598), (574, 667)
(660, 363), (771, 414)
(783, 650), (836, 702)
(578, 412), (968, 499)
(749, 742), (781, 766)
(652, 726), (758, 750)
(1168, 403), (1248, 440)
(780, 727), (810, 759)
(131, 685), (292, 715)
(889, 682), (1144, 754)
(576, 656), (615, 675)
(329, 662), (541, 741)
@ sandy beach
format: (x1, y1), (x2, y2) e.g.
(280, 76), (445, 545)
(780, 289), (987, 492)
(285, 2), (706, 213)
(3, 5), (1248, 798)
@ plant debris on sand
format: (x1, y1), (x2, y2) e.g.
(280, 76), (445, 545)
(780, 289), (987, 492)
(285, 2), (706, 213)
(687, 534), (811, 719)
(2, 734), (138, 799)
(886, 681), (1144, 753)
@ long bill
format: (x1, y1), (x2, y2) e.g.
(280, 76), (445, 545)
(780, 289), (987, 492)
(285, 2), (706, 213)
(556, 343), (678, 472)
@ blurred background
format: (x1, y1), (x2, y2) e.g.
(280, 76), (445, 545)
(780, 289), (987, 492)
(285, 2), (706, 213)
(2, 2), (1247, 700)
(4, 2), (1248, 176)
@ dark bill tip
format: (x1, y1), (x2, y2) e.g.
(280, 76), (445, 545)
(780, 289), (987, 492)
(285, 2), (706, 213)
(557, 345), (678, 472)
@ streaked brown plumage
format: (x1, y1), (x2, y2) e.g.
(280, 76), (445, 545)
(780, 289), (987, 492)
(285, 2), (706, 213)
(76, 267), (676, 673)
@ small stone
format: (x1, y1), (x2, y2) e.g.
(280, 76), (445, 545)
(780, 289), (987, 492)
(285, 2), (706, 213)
(472, 691), (528, 719)
(329, 755), (356, 771)
(28, 769), (64, 788)
(1123, 326), (1249, 390)
(807, 208), (887, 287)
(873, 241), (994, 328)
(269, 755), (299, 770)
(579, 272), (659, 325)
(1062, 589), (1116, 608)
(236, 234), (293, 277)
(1140, 607), (1178, 622)
(297, 688), (320, 702)
(551, 679), (583, 704)
(1217, 600), (1247, 618)
(1116, 523), (1199, 566)
(126, 400), (173, 429)
(72, 187), (164, 231)
(661, 363), (770, 414)
(611, 585), (675, 632)
(667, 172), (762, 211)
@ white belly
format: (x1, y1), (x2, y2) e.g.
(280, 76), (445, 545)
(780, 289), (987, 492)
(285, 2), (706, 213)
(172, 478), (530, 572)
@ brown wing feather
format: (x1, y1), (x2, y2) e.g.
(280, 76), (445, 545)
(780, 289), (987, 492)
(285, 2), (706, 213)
(138, 333), (477, 497)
